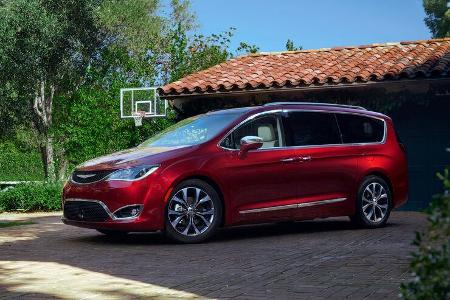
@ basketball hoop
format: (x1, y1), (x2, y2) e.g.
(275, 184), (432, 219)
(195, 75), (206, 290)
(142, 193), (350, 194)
(120, 87), (168, 120)
(132, 111), (146, 127)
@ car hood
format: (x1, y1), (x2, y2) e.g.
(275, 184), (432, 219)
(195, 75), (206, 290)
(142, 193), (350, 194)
(76, 145), (194, 171)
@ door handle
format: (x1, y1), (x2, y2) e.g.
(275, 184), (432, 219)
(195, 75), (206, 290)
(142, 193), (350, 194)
(300, 156), (312, 162)
(280, 157), (297, 163)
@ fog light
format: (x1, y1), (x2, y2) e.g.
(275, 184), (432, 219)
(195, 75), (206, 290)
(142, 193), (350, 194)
(113, 205), (142, 219)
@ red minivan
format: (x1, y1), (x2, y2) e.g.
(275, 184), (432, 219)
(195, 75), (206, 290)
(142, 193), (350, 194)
(62, 102), (408, 243)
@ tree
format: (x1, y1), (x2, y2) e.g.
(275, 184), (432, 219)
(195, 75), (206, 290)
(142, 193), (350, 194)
(0, 0), (176, 181)
(423, 0), (450, 38)
(0, 0), (101, 181)
(0, 0), (260, 181)
(52, 0), (201, 176)
(166, 26), (235, 82)
(236, 42), (260, 55)
(285, 39), (302, 51)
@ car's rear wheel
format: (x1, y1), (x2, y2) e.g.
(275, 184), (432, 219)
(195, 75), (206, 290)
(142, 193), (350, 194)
(164, 179), (222, 243)
(351, 175), (392, 228)
(96, 229), (129, 236)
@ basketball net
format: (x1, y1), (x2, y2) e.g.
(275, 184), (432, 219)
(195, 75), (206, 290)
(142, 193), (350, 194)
(132, 111), (146, 127)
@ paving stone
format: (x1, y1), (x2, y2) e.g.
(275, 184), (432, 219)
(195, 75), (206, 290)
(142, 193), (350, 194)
(0, 211), (426, 299)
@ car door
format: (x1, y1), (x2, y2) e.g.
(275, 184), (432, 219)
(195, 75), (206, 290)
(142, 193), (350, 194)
(218, 111), (304, 223)
(281, 111), (359, 219)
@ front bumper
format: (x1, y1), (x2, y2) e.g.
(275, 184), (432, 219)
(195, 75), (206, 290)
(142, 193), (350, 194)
(62, 176), (168, 232)
(62, 198), (159, 232)
(61, 216), (159, 232)
(63, 199), (143, 222)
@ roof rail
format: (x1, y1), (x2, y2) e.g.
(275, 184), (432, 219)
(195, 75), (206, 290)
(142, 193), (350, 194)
(263, 102), (367, 110)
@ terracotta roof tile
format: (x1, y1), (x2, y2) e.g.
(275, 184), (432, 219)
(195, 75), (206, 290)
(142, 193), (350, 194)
(160, 39), (450, 96)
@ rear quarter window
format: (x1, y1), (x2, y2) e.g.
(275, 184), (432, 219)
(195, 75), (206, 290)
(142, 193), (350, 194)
(336, 114), (385, 144)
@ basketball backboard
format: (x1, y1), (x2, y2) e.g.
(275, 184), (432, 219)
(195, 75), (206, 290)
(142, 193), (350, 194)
(120, 87), (168, 120)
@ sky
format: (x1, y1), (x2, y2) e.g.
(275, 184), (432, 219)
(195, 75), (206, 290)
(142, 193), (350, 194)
(190, 0), (432, 52)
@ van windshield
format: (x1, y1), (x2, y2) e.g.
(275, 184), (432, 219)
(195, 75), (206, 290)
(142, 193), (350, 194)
(140, 113), (241, 147)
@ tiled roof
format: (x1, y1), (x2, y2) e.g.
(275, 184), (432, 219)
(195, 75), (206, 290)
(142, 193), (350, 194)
(160, 38), (450, 96)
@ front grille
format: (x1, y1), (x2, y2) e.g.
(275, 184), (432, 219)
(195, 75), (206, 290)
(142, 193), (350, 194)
(64, 201), (110, 222)
(71, 170), (114, 184)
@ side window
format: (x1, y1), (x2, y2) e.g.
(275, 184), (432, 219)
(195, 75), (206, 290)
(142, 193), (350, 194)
(221, 114), (284, 149)
(336, 114), (385, 144)
(283, 112), (341, 146)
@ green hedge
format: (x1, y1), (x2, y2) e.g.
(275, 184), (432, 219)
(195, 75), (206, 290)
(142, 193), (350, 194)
(0, 182), (63, 212)
(0, 141), (44, 181)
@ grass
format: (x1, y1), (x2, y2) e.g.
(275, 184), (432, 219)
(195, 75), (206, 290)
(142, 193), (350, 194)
(0, 221), (36, 228)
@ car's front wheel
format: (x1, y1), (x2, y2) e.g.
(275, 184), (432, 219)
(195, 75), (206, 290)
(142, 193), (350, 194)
(351, 175), (392, 228)
(164, 179), (222, 243)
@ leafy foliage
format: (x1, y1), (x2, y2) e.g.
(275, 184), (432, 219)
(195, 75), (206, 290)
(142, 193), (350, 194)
(0, 182), (63, 212)
(98, 0), (163, 54)
(285, 39), (302, 51)
(0, 140), (44, 181)
(0, 0), (262, 181)
(423, 0), (450, 38)
(167, 26), (235, 82)
(0, 0), (104, 180)
(236, 42), (260, 55)
(53, 75), (175, 167)
(401, 168), (450, 299)
(0, 0), (101, 107)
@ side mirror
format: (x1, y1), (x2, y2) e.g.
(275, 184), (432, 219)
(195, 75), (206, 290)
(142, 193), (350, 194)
(238, 136), (263, 158)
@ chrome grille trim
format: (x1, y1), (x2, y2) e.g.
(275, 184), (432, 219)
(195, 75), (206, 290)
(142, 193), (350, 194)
(63, 198), (142, 222)
(71, 170), (114, 185)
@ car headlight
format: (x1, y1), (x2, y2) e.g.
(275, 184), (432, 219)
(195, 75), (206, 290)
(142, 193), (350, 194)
(107, 165), (159, 181)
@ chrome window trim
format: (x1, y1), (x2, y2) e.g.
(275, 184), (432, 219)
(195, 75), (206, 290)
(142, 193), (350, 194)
(63, 198), (143, 222)
(239, 197), (347, 214)
(217, 109), (283, 150)
(218, 108), (387, 151)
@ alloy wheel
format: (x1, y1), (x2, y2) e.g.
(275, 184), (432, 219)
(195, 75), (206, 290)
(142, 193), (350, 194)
(167, 187), (215, 236)
(362, 182), (389, 223)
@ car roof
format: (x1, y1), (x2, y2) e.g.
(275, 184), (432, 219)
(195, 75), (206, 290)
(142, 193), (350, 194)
(206, 102), (388, 120)
(206, 106), (257, 115)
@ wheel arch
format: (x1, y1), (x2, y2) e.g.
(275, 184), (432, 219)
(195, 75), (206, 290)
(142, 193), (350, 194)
(361, 170), (394, 202)
(169, 174), (227, 226)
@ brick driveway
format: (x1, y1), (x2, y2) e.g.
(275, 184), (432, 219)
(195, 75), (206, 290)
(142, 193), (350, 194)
(0, 211), (425, 299)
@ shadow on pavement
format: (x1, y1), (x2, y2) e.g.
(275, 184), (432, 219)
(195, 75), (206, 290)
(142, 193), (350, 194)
(0, 212), (423, 299)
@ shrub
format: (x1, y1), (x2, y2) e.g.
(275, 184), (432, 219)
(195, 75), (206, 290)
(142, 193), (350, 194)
(400, 169), (450, 299)
(0, 182), (63, 212)
(0, 140), (44, 181)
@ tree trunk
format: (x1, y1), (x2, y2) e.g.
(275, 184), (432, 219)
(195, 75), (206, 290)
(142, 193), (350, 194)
(33, 80), (56, 182)
(58, 153), (69, 181)
(45, 135), (56, 182)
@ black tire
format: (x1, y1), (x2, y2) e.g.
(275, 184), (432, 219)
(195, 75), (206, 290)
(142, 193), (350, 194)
(164, 179), (223, 243)
(96, 229), (129, 236)
(351, 175), (392, 228)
